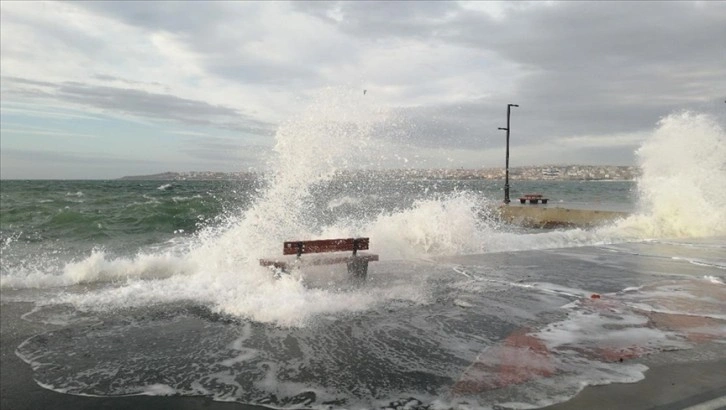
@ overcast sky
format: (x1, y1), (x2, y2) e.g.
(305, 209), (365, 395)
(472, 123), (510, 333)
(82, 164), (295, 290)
(1, 1), (724, 179)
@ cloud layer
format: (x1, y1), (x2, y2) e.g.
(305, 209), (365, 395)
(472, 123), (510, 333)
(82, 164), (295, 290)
(1, 1), (724, 178)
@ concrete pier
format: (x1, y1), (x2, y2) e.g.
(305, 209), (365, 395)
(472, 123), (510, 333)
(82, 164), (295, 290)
(499, 205), (629, 229)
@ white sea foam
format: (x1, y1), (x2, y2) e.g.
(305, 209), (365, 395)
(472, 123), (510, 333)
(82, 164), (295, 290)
(672, 257), (726, 270)
(619, 278), (726, 321)
(172, 194), (202, 202)
(609, 112), (726, 239)
(704, 275), (724, 285)
(141, 384), (177, 396)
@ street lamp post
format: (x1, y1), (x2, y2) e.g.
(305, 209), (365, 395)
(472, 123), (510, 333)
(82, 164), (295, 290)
(498, 103), (519, 204)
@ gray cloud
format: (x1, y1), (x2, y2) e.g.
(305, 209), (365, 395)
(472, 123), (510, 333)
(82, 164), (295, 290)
(210, 61), (320, 87)
(66, 1), (243, 34)
(2, 76), (58, 88)
(3, 1), (725, 178)
(0, 148), (162, 179)
(71, 2), (331, 87)
(470, 2), (726, 129)
(316, 1), (726, 148)
(4, 77), (276, 136)
(460, 3), (726, 70)
(296, 1), (459, 39)
(71, 1), (725, 149)
(1, 148), (153, 165)
(92, 73), (165, 88)
(179, 136), (271, 164)
(58, 82), (238, 117)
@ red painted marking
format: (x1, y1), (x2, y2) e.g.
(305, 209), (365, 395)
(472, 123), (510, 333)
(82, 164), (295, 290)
(497, 328), (555, 385)
(644, 311), (724, 343)
(451, 328), (554, 395)
(452, 280), (726, 396)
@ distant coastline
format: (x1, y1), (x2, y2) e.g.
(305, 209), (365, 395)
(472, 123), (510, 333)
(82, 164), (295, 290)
(119, 165), (639, 181)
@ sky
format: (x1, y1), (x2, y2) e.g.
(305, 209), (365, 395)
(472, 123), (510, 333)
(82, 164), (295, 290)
(1, 1), (725, 179)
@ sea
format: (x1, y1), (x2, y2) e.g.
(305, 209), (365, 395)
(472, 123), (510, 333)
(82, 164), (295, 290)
(1, 106), (725, 409)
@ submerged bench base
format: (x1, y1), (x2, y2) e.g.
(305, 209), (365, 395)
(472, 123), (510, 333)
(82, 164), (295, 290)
(260, 253), (379, 279)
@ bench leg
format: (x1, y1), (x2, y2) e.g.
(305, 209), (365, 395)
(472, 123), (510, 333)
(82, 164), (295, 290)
(270, 266), (289, 279)
(347, 258), (369, 282)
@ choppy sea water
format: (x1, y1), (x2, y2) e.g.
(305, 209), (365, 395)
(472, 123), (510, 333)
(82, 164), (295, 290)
(1, 102), (725, 409)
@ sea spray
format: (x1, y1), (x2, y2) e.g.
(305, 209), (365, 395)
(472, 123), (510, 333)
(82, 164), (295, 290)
(188, 87), (392, 269)
(611, 112), (726, 238)
(347, 193), (492, 259)
(46, 88), (433, 326)
(189, 88), (444, 325)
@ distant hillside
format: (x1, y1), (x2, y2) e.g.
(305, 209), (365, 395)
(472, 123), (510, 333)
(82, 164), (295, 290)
(119, 166), (639, 181)
(119, 171), (257, 181)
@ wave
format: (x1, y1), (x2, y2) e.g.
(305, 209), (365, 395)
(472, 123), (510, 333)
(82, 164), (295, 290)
(609, 112), (726, 239)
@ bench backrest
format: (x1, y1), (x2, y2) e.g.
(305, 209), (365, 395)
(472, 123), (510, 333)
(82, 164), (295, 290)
(283, 237), (370, 256)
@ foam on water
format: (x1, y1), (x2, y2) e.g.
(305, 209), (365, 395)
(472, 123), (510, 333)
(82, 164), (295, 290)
(704, 275), (724, 284)
(18, 264), (724, 409)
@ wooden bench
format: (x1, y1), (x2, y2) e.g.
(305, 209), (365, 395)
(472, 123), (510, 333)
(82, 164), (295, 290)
(259, 237), (379, 280)
(519, 194), (549, 204)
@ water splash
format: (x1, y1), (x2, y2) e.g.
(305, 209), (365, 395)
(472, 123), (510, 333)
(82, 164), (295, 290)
(43, 87), (428, 327)
(611, 112), (726, 238)
(188, 87), (391, 268)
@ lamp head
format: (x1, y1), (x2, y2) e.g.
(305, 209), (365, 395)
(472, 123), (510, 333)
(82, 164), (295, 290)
(510, 104), (519, 107)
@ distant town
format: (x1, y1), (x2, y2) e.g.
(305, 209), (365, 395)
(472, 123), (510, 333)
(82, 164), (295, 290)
(119, 165), (639, 181)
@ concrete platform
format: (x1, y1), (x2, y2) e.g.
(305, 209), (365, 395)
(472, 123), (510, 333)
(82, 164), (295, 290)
(499, 205), (629, 229)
